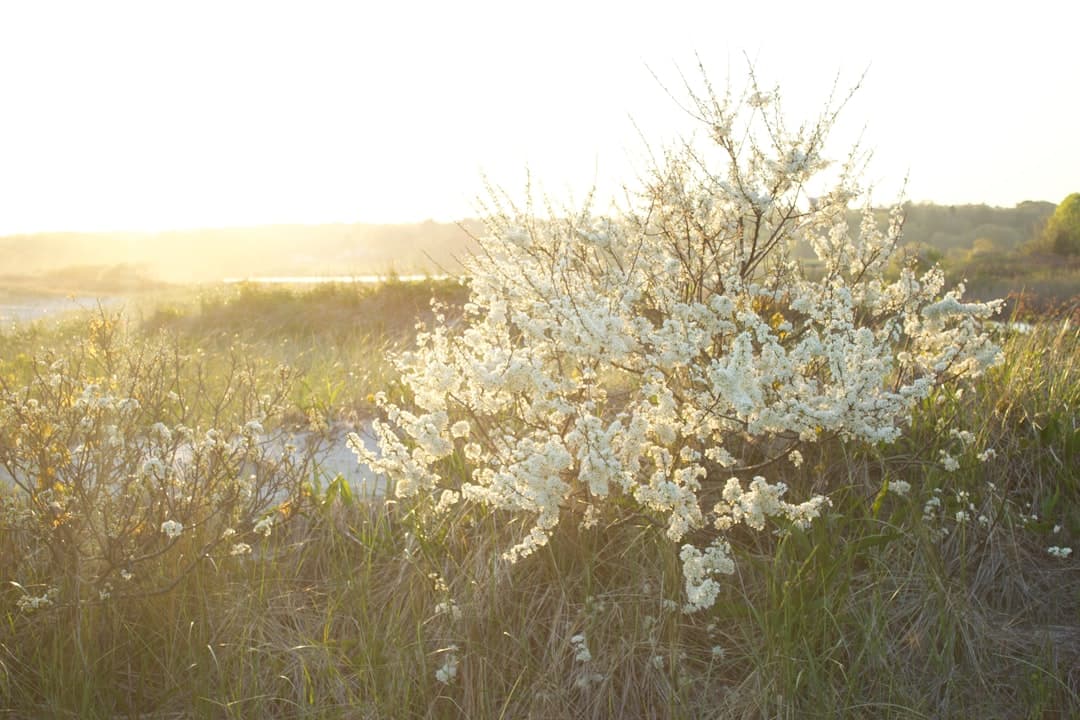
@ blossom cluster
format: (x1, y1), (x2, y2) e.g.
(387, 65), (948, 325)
(0, 320), (318, 610)
(435, 645), (460, 684)
(353, 73), (1002, 610)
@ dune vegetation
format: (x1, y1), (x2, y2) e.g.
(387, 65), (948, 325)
(2, 71), (1079, 719)
(0, 277), (1077, 718)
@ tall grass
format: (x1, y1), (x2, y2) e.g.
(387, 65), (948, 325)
(1, 284), (1077, 718)
(139, 279), (468, 424)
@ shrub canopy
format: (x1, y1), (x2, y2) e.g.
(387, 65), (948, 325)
(1043, 192), (1080, 256)
(354, 70), (1002, 610)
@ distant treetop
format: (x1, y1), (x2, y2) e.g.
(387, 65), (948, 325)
(1039, 193), (1080, 256)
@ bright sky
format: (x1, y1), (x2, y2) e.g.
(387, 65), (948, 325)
(1, 0), (1077, 234)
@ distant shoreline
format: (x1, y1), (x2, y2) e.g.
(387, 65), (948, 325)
(0, 295), (123, 325)
(222, 274), (451, 285)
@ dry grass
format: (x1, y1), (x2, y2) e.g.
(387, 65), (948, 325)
(1, 287), (1078, 718)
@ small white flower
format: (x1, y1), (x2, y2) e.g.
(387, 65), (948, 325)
(1047, 546), (1073, 559)
(253, 516), (274, 537)
(117, 398), (140, 414)
(574, 672), (605, 689)
(160, 520), (183, 540)
(139, 457), (165, 479)
(950, 429), (975, 446)
(887, 480), (911, 496)
(434, 489), (460, 515)
(450, 420), (470, 439)
(711, 645), (726, 658)
(150, 422), (172, 444)
(463, 442), (482, 462)
(570, 634), (592, 663)
(955, 510), (970, 524)
(977, 448), (996, 462)
(230, 543), (252, 556)
(120, 569), (133, 581)
(434, 600), (463, 621)
(940, 451), (960, 472)
(17, 588), (57, 613)
(747, 90), (773, 108)
(435, 645), (460, 684)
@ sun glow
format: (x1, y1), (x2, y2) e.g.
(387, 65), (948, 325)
(1, 0), (1077, 235)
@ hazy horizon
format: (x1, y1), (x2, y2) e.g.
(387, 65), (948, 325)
(0, 199), (1061, 239)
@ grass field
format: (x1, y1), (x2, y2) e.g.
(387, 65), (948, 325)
(1, 280), (1077, 718)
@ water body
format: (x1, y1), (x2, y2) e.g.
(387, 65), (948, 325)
(222, 274), (450, 285)
(0, 296), (120, 325)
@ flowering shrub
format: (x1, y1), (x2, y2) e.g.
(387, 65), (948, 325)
(0, 311), (319, 611)
(354, 71), (1002, 610)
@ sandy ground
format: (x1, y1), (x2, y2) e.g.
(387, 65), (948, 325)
(0, 424), (387, 499)
(308, 424), (388, 497)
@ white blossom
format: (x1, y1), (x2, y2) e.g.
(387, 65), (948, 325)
(887, 480), (911, 496)
(570, 634), (592, 663)
(435, 645), (460, 684)
(160, 520), (183, 540)
(17, 587), (58, 613)
(434, 489), (460, 514)
(434, 600), (463, 621)
(253, 516), (274, 537)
